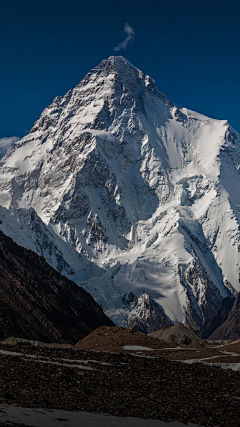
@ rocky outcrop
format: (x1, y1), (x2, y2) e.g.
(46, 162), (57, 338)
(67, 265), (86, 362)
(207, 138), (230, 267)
(0, 230), (113, 343)
(149, 323), (201, 345)
(75, 325), (173, 352)
(124, 291), (173, 334)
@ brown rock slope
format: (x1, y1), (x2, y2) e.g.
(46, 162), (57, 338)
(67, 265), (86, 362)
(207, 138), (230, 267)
(149, 323), (201, 345)
(0, 230), (113, 344)
(75, 326), (174, 351)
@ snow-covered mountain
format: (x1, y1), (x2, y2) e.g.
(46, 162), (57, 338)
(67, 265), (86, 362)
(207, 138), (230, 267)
(0, 56), (240, 332)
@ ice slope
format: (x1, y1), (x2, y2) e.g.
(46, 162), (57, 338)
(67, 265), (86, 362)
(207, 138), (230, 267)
(0, 56), (239, 331)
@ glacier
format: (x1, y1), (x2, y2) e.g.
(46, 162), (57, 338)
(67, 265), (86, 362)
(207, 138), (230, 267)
(0, 56), (239, 332)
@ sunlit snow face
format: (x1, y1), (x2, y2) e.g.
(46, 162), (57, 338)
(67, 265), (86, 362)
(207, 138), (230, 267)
(0, 136), (19, 159)
(0, 56), (239, 333)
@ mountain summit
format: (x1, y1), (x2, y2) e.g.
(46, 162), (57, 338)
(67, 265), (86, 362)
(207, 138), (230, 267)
(0, 56), (239, 332)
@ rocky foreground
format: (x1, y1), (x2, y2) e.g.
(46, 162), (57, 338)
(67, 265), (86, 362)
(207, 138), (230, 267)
(1, 329), (240, 427)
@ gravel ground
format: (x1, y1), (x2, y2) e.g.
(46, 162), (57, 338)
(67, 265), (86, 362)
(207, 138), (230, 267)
(1, 344), (240, 427)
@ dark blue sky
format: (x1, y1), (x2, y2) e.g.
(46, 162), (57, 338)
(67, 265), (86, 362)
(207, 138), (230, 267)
(1, 0), (240, 138)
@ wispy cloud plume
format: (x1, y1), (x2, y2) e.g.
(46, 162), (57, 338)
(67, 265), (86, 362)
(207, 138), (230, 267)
(114, 23), (135, 52)
(0, 136), (19, 159)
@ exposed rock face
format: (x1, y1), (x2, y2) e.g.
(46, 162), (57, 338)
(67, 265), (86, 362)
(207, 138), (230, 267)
(0, 56), (239, 331)
(207, 293), (240, 341)
(124, 291), (173, 334)
(0, 230), (113, 343)
(149, 323), (201, 345)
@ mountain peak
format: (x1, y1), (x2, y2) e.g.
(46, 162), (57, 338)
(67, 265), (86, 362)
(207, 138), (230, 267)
(105, 56), (139, 72)
(101, 55), (137, 69)
(0, 56), (239, 335)
(77, 55), (154, 94)
(106, 55), (131, 64)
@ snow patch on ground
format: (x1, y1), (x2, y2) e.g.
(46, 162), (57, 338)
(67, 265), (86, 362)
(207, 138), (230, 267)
(0, 404), (204, 427)
(123, 345), (153, 351)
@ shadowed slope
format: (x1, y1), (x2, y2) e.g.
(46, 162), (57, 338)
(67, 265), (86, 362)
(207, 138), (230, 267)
(0, 231), (113, 343)
(208, 293), (240, 341)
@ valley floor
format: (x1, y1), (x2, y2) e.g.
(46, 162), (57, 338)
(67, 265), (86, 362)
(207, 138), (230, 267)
(0, 343), (240, 426)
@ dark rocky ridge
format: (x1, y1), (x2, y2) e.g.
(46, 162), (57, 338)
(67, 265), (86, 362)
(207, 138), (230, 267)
(207, 292), (240, 340)
(0, 230), (113, 344)
(200, 295), (236, 339)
